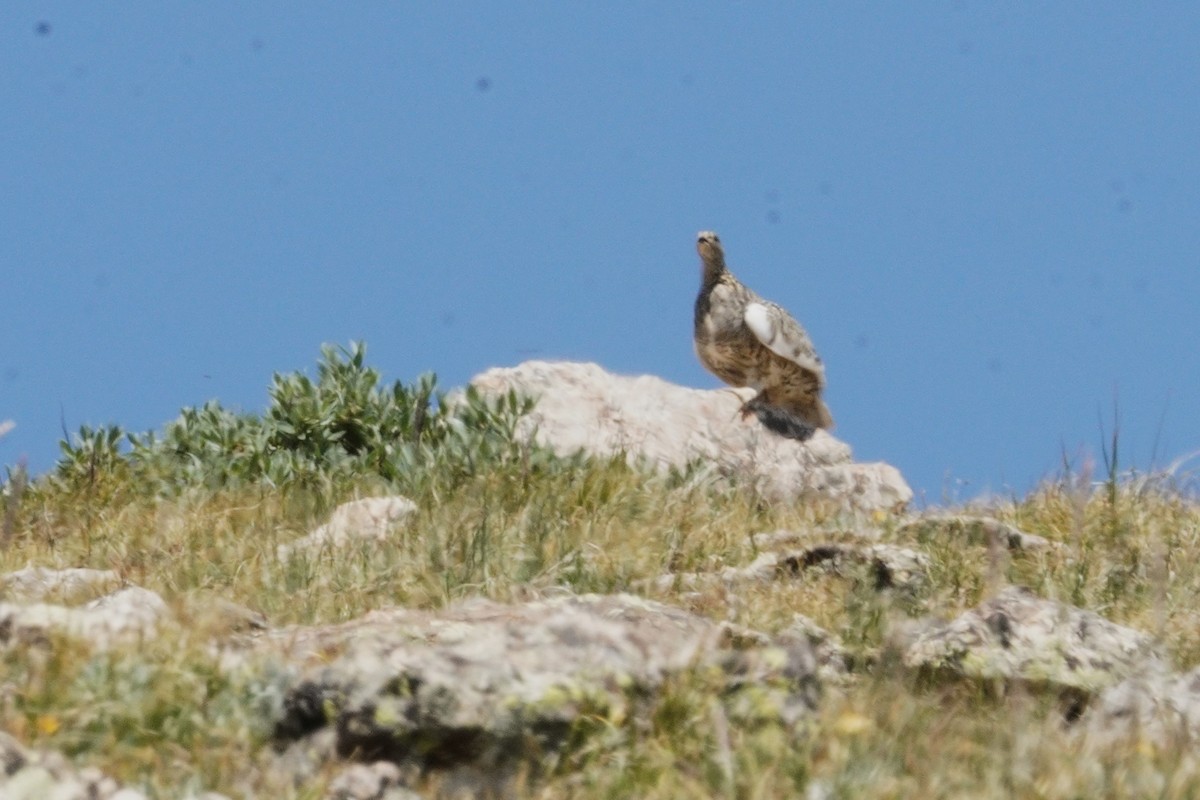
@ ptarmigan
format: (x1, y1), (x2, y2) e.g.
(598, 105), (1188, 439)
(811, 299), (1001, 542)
(693, 230), (834, 441)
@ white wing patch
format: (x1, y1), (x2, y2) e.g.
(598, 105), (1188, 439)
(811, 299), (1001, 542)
(744, 301), (824, 375)
(744, 302), (778, 350)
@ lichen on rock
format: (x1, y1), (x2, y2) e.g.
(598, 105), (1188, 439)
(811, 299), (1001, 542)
(252, 593), (821, 774)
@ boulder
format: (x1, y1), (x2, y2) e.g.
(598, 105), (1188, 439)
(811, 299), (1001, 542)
(0, 585), (168, 651)
(778, 615), (852, 684)
(251, 594), (819, 773)
(652, 542), (928, 593)
(0, 732), (139, 800)
(277, 496), (417, 561)
(327, 761), (421, 800)
(467, 361), (911, 513)
(904, 586), (1161, 692)
(779, 543), (929, 591)
(1082, 665), (1200, 748)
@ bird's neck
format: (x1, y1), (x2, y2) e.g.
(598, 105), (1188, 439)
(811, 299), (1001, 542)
(700, 259), (726, 289)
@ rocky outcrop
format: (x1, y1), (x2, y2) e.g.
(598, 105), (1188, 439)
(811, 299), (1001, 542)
(779, 615), (852, 684)
(0, 584), (168, 651)
(468, 361), (911, 512)
(277, 496), (417, 561)
(326, 761), (421, 800)
(652, 540), (929, 594)
(6, 509), (1192, 795)
(248, 594), (819, 774)
(3, 567), (1197, 793)
(904, 586), (1161, 692)
(0, 731), (194, 800)
(1079, 665), (1197, 746)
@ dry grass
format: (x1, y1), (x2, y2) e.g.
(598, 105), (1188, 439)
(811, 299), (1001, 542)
(3, 453), (1200, 798)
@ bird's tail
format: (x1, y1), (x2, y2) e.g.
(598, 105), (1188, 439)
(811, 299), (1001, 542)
(812, 399), (835, 430)
(748, 397), (833, 442)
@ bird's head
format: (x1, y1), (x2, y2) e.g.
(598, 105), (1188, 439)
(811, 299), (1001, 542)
(696, 231), (725, 270)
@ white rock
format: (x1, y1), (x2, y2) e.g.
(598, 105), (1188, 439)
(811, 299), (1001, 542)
(327, 761), (407, 800)
(904, 586), (1161, 691)
(1082, 664), (1200, 748)
(653, 542), (928, 593)
(0, 732), (145, 800)
(83, 586), (170, 633)
(47, 779), (88, 800)
(3, 766), (58, 800)
(468, 361), (911, 512)
(0, 585), (169, 651)
(277, 496), (417, 560)
(259, 593), (821, 773)
(108, 790), (151, 800)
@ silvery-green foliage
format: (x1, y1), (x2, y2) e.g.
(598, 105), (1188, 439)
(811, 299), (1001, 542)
(53, 342), (543, 495)
(54, 423), (129, 491)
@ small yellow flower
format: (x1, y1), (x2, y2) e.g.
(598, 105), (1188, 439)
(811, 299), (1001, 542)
(36, 714), (60, 736)
(833, 711), (872, 736)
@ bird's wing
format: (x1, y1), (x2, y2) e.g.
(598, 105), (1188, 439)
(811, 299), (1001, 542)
(744, 301), (825, 379)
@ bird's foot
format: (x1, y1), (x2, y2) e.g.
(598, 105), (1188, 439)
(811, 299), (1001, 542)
(738, 392), (765, 421)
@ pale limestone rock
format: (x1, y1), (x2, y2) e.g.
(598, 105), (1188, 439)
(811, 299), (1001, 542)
(0, 585), (168, 651)
(46, 778), (88, 800)
(277, 496), (417, 561)
(648, 551), (778, 592)
(0, 731), (144, 800)
(80, 768), (121, 797)
(779, 615), (851, 684)
(0, 567), (122, 603)
(467, 361), (911, 512)
(3, 766), (58, 800)
(251, 594), (819, 773)
(1082, 664), (1200, 748)
(904, 586), (1161, 692)
(327, 761), (417, 800)
(83, 586), (169, 635)
(652, 540), (928, 593)
(785, 543), (930, 590)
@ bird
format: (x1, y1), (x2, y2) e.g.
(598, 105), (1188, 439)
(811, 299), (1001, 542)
(693, 230), (834, 441)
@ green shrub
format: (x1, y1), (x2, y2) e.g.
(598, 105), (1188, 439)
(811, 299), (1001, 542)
(52, 342), (545, 498)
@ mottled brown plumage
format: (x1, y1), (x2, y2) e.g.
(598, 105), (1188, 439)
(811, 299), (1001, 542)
(693, 231), (833, 440)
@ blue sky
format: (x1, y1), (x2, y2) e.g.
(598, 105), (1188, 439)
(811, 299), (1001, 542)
(3, 3), (1198, 502)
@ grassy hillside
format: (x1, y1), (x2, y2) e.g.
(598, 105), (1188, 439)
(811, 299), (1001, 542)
(2, 344), (1199, 798)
